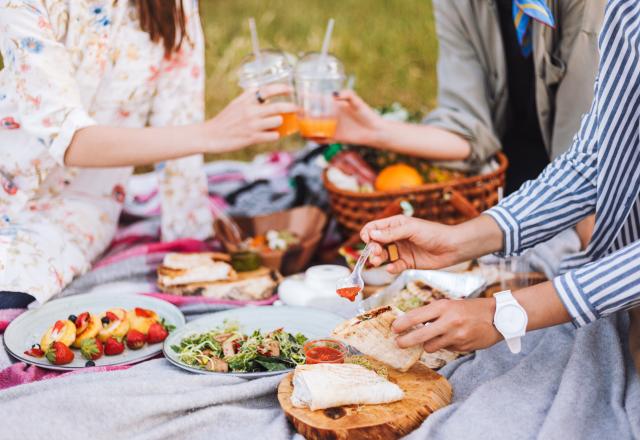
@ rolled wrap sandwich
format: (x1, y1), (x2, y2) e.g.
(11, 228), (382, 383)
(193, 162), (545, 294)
(291, 363), (404, 410)
(332, 306), (423, 372)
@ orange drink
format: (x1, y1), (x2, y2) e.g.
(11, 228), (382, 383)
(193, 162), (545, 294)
(237, 49), (298, 138)
(294, 52), (345, 143)
(278, 112), (299, 137)
(298, 117), (337, 142)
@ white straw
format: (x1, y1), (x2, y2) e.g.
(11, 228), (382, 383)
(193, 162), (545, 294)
(320, 18), (335, 57)
(249, 17), (261, 60)
(346, 74), (356, 90)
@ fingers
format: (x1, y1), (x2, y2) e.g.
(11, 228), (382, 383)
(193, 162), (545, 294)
(423, 335), (452, 353)
(257, 83), (294, 100)
(334, 89), (367, 109)
(360, 215), (408, 244)
(362, 216), (412, 269)
(256, 115), (284, 131)
(393, 301), (444, 334)
(257, 101), (298, 117)
(367, 216), (413, 245)
(368, 242), (388, 267)
(385, 259), (409, 274)
(396, 320), (444, 348)
(252, 131), (280, 144)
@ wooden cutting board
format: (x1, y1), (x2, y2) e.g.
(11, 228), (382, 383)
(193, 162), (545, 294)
(278, 361), (452, 440)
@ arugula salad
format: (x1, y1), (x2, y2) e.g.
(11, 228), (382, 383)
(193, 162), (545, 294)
(171, 321), (308, 373)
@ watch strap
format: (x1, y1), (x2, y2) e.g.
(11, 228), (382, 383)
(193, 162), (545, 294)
(494, 290), (514, 306)
(505, 337), (522, 354)
(494, 290), (525, 355)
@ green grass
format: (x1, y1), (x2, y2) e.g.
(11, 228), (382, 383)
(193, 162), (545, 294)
(0, 1), (439, 161)
(201, 0), (438, 160)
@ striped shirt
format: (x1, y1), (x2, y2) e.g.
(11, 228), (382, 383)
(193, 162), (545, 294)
(486, 0), (640, 328)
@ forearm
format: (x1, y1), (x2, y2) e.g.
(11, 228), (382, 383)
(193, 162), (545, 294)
(372, 119), (471, 161)
(450, 214), (505, 262)
(64, 125), (206, 167)
(511, 281), (572, 330)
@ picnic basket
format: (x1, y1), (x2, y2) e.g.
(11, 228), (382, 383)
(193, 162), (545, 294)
(323, 152), (508, 234)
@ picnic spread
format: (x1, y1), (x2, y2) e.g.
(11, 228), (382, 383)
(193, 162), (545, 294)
(1, 146), (638, 440)
(2, 4), (640, 440)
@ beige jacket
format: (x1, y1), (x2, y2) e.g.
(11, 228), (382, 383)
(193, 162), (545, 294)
(425, 0), (605, 169)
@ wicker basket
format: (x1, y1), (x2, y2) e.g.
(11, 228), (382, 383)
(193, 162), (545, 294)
(323, 153), (508, 234)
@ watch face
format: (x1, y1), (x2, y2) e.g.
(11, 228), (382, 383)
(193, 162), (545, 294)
(495, 305), (526, 334)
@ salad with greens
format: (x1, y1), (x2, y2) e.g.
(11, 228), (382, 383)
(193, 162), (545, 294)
(171, 321), (308, 373)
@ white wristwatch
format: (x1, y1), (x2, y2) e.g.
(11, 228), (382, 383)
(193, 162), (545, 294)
(493, 290), (528, 354)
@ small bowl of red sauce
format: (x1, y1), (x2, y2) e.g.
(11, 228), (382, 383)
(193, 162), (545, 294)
(304, 339), (347, 364)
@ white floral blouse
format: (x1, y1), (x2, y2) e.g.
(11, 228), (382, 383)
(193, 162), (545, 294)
(0, 0), (212, 303)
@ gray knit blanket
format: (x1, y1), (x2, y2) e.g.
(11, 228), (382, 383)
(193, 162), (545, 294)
(1, 312), (638, 439)
(1, 223), (638, 439)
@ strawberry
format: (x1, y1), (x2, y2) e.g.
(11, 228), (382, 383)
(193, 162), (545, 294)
(75, 312), (90, 334)
(126, 329), (146, 350)
(104, 337), (125, 356)
(147, 322), (169, 344)
(80, 338), (103, 360)
(134, 307), (154, 318)
(24, 344), (45, 358)
(45, 341), (74, 365)
(105, 311), (119, 322)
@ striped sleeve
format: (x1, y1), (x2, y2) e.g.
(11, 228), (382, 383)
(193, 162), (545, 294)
(486, 0), (640, 257)
(484, 85), (599, 255)
(554, 239), (640, 327)
(490, 0), (640, 327)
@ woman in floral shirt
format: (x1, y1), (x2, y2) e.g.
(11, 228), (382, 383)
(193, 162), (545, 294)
(0, 0), (295, 307)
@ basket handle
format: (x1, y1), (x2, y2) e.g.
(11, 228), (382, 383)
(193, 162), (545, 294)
(444, 188), (480, 218)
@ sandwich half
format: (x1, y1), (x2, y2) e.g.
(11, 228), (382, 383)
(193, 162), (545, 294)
(157, 252), (236, 287)
(332, 306), (423, 372)
(157, 253), (279, 300)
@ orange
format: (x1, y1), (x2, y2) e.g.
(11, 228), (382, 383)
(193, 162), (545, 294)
(375, 163), (424, 191)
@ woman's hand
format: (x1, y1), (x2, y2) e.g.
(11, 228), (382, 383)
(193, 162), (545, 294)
(202, 83), (297, 153)
(360, 215), (462, 273)
(360, 214), (505, 273)
(393, 298), (502, 353)
(331, 90), (387, 146)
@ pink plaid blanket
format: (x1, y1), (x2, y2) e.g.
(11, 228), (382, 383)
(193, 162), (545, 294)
(0, 226), (277, 390)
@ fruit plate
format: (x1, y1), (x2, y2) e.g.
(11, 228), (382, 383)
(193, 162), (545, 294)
(163, 306), (343, 379)
(3, 293), (185, 371)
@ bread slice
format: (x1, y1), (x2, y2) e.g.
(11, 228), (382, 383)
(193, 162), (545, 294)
(157, 252), (236, 287)
(157, 267), (280, 301)
(163, 252), (231, 268)
(332, 306), (423, 372)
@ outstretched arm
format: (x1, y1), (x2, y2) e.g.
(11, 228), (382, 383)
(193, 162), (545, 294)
(331, 91), (471, 161)
(0, 1), (294, 169)
(65, 85), (294, 167)
(332, 0), (499, 164)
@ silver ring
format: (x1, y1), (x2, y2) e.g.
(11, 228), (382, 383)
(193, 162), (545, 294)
(255, 90), (265, 104)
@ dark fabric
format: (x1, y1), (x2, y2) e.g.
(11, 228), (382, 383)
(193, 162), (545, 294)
(496, 0), (550, 194)
(0, 292), (34, 309)
(630, 307), (640, 375)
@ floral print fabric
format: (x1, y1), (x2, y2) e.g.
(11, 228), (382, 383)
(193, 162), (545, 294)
(0, 0), (212, 303)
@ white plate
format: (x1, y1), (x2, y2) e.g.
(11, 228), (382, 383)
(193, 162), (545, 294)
(4, 293), (185, 371)
(163, 306), (343, 378)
